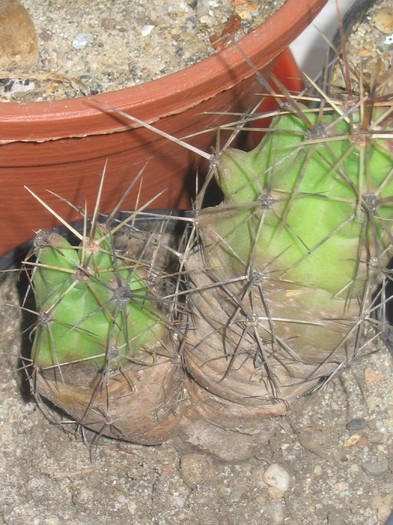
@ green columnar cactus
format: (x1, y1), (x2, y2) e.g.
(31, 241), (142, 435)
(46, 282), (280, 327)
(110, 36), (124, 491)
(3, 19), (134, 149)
(183, 97), (393, 434)
(28, 219), (184, 445)
(32, 225), (167, 370)
(213, 105), (393, 299)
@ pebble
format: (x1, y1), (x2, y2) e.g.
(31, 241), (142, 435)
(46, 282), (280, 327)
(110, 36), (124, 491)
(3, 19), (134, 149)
(364, 367), (385, 388)
(385, 34), (393, 45)
(297, 427), (331, 457)
(262, 464), (290, 493)
(267, 486), (286, 500)
(374, 7), (393, 34)
(313, 464), (323, 476)
(72, 32), (93, 50)
(362, 457), (389, 476)
(141, 24), (155, 37)
(346, 418), (368, 432)
(0, 0), (38, 70)
(370, 494), (393, 523)
(100, 17), (116, 30)
(179, 454), (216, 489)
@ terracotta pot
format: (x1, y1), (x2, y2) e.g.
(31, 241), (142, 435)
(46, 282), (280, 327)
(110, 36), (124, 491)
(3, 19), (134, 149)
(0, 0), (327, 259)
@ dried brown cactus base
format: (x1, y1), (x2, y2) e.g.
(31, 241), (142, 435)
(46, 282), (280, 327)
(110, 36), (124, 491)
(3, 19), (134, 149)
(177, 245), (381, 460)
(31, 252), (379, 461)
(183, 248), (351, 395)
(32, 353), (183, 446)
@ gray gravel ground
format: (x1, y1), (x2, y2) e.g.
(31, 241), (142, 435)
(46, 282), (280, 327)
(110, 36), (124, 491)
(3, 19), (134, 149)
(2, 0), (286, 101)
(1, 272), (392, 525)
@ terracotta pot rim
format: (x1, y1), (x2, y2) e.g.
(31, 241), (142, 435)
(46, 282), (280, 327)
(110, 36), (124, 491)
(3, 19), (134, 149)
(0, 0), (327, 141)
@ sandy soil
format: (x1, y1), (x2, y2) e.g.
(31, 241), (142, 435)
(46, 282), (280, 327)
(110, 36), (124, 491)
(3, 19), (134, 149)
(0, 272), (392, 525)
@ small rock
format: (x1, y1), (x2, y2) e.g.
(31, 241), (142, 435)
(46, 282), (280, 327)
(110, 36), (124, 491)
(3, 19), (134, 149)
(39, 28), (52, 42)
(374, 7), (393, 34)
(346, 418), (368, 432)
(267, 486), (285, 500)
(333, 481), (349, 495)
(348, 464), (361, 474)
(313, 464), (323, 476)
(342, 434), (362, 447)
(364, 367), (385, 388)
(72, 32), (93, 50)
(180, 453), (216, 489)
(297, 427), (331, 457)
(141, 24), (155, 36)
(100, 17), (116, 30)
(0, 0), (38, 70)
(362, 457), (389, 476)
(356, 436), (368, 449)
(370, 493), (393, 523)
(262, 464), (290, 493)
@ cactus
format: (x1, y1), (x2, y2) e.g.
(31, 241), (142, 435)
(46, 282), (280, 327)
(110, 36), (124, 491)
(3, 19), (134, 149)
(25, 200), (186, 445)
(21, 50), (393, 460)
(182, 80), (393, 447)
(32, 227), (167, 370)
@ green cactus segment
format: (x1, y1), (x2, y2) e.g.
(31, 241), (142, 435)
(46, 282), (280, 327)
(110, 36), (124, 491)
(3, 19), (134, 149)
(212, 106), (393, 298)
(32, 226), (167, 369)
(33, 232), (80, 309)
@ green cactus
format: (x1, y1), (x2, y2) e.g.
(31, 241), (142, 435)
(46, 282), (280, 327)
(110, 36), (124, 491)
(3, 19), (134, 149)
(22, 53), (393, 459)
(26, 213), (187, 445)
(31, 224), (169, 371)
(211, 105), (393, 297)
(184, 95), (393, 412)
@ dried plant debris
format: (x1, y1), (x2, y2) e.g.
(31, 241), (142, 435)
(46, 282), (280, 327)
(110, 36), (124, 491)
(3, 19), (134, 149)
(0, 71), (88, 101)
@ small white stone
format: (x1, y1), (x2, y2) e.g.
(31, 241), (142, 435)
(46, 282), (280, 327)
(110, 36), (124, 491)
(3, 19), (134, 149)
(384, 33), (393, 45)
(262, 463), (290, 493)
(313, 464), (323, 476)
(141, 24), (155, 37)
(72, 32), (93, 50)
(172, 493), (186, 507)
